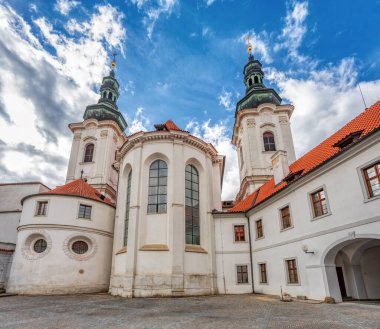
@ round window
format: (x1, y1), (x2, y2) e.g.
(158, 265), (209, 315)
(72, 241), (89, 254)
(33, 239), (47, 253)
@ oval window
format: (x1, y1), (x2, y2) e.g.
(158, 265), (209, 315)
(33, 239), (47, 253)
(72, 241), (89, 254)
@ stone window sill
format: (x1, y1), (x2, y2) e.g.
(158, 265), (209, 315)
(115, 246), (127, 255)
(139, 244), (169, 251)
(185, 244), (207, 253)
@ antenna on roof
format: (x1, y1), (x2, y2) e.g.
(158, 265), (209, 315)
(358, 83), (368, 109)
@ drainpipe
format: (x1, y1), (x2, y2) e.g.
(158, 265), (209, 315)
(246, 214), (255, 294)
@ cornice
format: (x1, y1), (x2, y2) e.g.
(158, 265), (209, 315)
(17, 224), (114, 237)
(68, 119), (127, 141)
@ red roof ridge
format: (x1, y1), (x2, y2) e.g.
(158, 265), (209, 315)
(229, 100), (380, 213)
(41, 179), (113, 206)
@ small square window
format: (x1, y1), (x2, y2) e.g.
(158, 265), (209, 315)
(280, 206), (292, 230)
(78, 204), (92, 219)
(310, 189), (328, 218)
(259, 263), (268, 284)
(363, 161), (380, 198)
(234, 225), (246, 242)
(255, 219), (263, 239)
(236, 265), (248, 284)
(36, 201), (48, 216)
(286, 259), (299, 284)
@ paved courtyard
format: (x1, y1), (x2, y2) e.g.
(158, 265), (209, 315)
(0, 294), (379, 329)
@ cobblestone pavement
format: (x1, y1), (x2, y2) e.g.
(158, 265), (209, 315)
(0, 294), (379, 329)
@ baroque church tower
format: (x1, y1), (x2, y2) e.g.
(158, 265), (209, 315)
(65, 58), (128, 203)
(233, 39), (296, 201)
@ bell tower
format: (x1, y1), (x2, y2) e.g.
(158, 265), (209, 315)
(233, 37), (296, 201)
(65, 56), (128, 202)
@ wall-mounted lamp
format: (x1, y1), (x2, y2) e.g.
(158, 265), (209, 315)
(302, 245), (315, 254)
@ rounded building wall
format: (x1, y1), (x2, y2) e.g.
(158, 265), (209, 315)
(7, 195), (115, 294)
(110, 133), (223, 297)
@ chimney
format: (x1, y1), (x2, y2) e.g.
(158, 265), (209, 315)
(271, 150), (290, 185)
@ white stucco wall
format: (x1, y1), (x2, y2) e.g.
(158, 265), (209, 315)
(7, 194), (115, 294)
(110, 130), (224, 297)
(215, 132), (380, 301)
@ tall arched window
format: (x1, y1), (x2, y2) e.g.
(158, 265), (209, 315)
(254, 76), (259, 84)
(263, 132), (276, 151)
(185, 165), (200, 245)
(124, 170), (132, 246)
(248, 78), (252, 86)
(102, 91), (107, 98)
(147, 160), (167, 214)
(84, 143), (94, 162)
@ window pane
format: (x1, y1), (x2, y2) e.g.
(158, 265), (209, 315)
(158, 186), (167, 194)
(159, 168), (168, 176)
(158, 194), (167, 204)
(149, 178), (158, 186)
(148, 196), (157, 204)
(158, 177), (167, 185)
(185, 189), (192, 198)
(158, 204), (166, 213)
(150, 169), (158, 178)
(149, 186), (158, 195)
(147, 205), (156, 213)
(185, 180), (191, 189)
(151, 161), (159, 169)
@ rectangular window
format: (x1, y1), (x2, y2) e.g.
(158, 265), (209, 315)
(234, 225), (245, 242)
(78, 204), (92, 219)
(286, 259), (299, 284)
(236, 265), (248, 284)
(280, 206), (292, 229)
(259, 263), (267, 284)
(311, 189), (328, 218)
(255, 219), (263, 239)
(36, 201), (48, 216)
(363, 161), (380, 198)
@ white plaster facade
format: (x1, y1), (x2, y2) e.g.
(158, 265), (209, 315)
(66, 119), (127, 203)
(214, 130), (380, 302)
(7, 194), (115, 294)
(109, 129), (224, 297)
(232, 103), (296, 200)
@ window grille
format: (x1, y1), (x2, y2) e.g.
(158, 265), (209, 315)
(33, 239), (47, 253)
(147, 160), (167, 214)
(72, 241), (89, 254)
(185, 165), (200, 245)
(263, 132), (276, 151)
(78, 204), (92, 219)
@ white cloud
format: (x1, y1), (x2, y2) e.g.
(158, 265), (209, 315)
(185, 119), (239, 200)
(202, 26), (211, 37)
(238, 30), (272, 64)
(267, 57), (380, 156)
(54, 0), (80, 16)
(275, 0), (309, 63)
(0, 3), (126, 187)
(130, 0), (178, 39)
(29, 3), (38, 13)
(218, 90), (234, 111)
(204, 0), (217, 6)
(127, 107), (151, 134)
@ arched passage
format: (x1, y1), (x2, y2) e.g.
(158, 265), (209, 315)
(323, 235), (380, 302)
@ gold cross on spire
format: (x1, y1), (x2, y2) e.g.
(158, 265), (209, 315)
(111, 52), (117, 69)
(246, 34), (252, 54)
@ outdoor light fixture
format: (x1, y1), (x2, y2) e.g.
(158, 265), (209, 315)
(302, 245), (315, 254)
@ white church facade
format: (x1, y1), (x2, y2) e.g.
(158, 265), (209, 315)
(1, 52), (380, 302)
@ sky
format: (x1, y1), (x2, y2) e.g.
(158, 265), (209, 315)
(0, 0), (379, 200)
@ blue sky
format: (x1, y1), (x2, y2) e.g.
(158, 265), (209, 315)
(0, 0), (379, 199)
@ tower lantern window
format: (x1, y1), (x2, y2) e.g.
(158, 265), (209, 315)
(254, 76), (259, 84)
(108, 92), (112, 100)
(248, 78), (252, 86)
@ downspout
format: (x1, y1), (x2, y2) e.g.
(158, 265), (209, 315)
(246, 214), (255, 294)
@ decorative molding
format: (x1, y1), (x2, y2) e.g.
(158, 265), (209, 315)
(83, 136), (97, 142)
(247, 118), (256, 127)
(63, 233), (98, 261)
(21, 230), (52, 260)
(279, 116), (288, 124)
(73, 133), (82, 141)
(18, 224), (113, 237)
(139, 244), (169, 251)
(185, 244), (207, 253)
(100, 130), (108, 138)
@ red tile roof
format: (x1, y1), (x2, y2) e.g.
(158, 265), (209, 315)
(41, 179), (113, 206)
(164, 119), (181, 131)
(229, 101), (380, 213)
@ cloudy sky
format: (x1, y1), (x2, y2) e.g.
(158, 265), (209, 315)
(0, 0), (379, 200)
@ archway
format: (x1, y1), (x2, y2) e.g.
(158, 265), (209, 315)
(323, 235), (380, 302)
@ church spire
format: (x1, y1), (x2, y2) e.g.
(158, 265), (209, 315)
(83, 54), (127, 131)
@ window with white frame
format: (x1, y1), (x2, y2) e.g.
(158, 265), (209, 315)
(363, 161), (380, 198)
(78, 204), (92, 219)
(234, 225), (246, 242)
(310, 188), (328, 218)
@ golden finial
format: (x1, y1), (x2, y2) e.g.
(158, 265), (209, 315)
(246, 34), (252, 54)
(111, 52), (117, 69)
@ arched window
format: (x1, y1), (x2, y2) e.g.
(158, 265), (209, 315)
(248, 78), (252, 86)
(254, 76), (259, 84)
(113, 96), (116, 102)
(84, 143), (94, 162)
(108, 92), (112, 100)
(147, 160), (167, 213)
(102, 91), (106, 98)
(185, 165), (200, 245)
(124, 170), (132, 246)
(263, 132), (276, 151)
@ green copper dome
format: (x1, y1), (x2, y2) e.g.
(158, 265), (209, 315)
(83, 69), (127, 131)
(235, 54), (282, 115)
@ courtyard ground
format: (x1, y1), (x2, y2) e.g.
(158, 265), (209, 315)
(0, 294), (379, 329)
